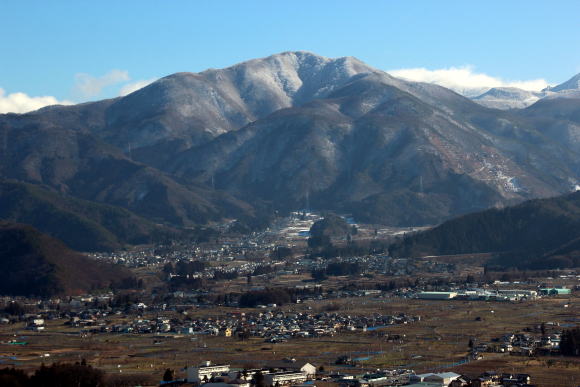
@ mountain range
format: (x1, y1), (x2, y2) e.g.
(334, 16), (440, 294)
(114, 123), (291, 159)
(469, 73), (580, 110)
(2, 51), (580, 250)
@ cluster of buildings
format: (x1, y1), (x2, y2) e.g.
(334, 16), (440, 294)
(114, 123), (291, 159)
(90, 245), (270, 275)
(416, 286), (572, 302)
(88, 218), (293, 270)
(74, 311), (418, 341)
(473, 328), (564, 357)
(172, 362), (417, 387)
(83, 210), (455, 282)
(163, 363), (535, 387)
(382, 258), (455, 277)
(0, 288), (421, 339)
(334, 370), (533, 387)
(172, 360), (317, 386)
(406, 371), (533, 387)
(457, 371), (533, 387)
(336, 369), (415, 386)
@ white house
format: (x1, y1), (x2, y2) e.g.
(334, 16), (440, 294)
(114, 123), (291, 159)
(299, 363), (317, 379)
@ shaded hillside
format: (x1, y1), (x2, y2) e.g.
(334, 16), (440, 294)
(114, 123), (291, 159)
(0, 119), (257, 228)
(0, 180), (180, 251)
(0, 222), (134, 297)
(516, 97), (580, 155)
(389, 191), (580, 269)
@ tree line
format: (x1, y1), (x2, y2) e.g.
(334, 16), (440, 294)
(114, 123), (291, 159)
(0, 362), (150, 387)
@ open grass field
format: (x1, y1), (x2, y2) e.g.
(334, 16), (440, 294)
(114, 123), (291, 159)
(1, 294), (579, 386)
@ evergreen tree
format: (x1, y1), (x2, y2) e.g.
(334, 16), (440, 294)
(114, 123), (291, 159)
(163, 368), (174, 382)
(253, 371), (266, 387)
(561, 328), (580, 356)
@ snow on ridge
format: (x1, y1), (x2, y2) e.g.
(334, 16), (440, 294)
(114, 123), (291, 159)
(547, 72), (580, 93)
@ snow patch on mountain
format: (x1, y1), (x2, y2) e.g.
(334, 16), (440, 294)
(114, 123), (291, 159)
(472, 87), (542, 109)
(470, 73), (580, 109)
(546, 73), (580, 93)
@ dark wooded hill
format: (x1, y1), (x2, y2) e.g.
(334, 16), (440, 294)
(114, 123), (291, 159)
(0, 222), (134, 297)
(0, 179), (181, 251)
(389, 191), (580, 269)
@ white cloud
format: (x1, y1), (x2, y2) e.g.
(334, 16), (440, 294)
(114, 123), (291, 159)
(73, 69), (130, 99)
(118, 78), (157, 96)
(388, 65), (550, 97)
(0, 70), (158, 114)
(0, 69), (159, 114)
(0, 88), (72, 114)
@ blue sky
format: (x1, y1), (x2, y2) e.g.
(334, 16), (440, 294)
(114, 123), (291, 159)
(1, 1), (579, 112)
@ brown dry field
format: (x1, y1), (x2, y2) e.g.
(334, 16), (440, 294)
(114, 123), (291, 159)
(0, 295), (578, 386)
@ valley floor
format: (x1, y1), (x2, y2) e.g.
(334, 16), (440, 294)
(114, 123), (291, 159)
(1, 295), (579, 386)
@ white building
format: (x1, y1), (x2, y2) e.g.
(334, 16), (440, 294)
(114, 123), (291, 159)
(424, 372), (461, 385)
(264, 371), (307, 386)
(186, 361), (230, 383)
(299, 363), (316, 379)
(410, 372), (461, 386)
